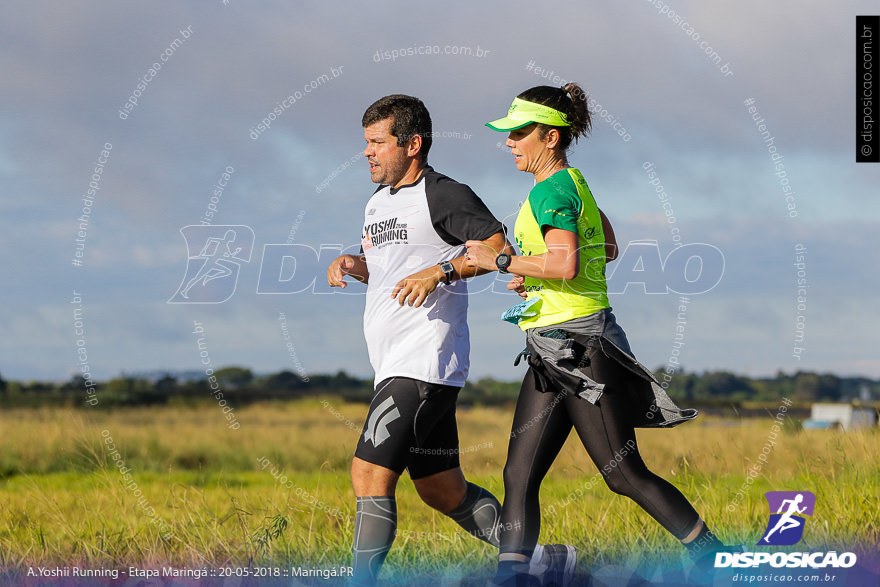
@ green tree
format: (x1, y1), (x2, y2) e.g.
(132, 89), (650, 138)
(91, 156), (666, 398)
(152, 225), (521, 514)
(792, 372), (840, 402)
(104, 377), (153, 403)
(60, 374), (88, 392)
(214, 367), (254, 389)
(264, 370), (306, 391)
(691, 371), (754, 400)
(154, 374), (178, 394)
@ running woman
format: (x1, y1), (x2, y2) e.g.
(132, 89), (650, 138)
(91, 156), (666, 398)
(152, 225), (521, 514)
(327, 94), (511, 586)
(465, 84), (729, 586)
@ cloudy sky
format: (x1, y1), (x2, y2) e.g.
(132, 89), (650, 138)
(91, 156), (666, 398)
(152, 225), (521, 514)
(3, 0), (878, 383)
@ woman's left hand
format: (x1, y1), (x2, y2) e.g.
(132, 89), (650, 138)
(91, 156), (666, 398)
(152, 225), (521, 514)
(464, 240), (501, 271)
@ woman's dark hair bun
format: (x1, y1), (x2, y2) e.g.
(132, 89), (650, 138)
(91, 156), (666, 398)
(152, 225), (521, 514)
(516, 83), (591, 150)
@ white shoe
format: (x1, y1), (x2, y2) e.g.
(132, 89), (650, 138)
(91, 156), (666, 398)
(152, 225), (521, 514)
(529, 544), (545, 573)
(529, 544), (576, 586)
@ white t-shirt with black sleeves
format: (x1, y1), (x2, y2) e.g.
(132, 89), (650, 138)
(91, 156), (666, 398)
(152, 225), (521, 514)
(361, 166), (503, 389)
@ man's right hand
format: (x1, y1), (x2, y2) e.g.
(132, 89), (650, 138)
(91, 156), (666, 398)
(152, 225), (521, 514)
(328, 254), (367, 288)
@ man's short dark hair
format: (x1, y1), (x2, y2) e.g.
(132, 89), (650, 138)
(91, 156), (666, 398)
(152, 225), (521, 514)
(362, 94), (432, 163)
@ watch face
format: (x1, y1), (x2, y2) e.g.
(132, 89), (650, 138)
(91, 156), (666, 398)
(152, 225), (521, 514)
(440, 261), (454, 283)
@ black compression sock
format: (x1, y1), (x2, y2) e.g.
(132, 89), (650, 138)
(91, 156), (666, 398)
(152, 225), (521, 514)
(445, 481), (502, 547)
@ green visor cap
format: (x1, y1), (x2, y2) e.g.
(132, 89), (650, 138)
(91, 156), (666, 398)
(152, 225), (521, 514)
(485, 97), (570, 131)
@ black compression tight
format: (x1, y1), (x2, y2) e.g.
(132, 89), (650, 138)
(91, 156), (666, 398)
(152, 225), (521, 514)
(499, 349), (701, 555)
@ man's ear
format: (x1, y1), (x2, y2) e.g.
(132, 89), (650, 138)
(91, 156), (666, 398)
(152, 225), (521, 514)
(406, 134), (423, 158)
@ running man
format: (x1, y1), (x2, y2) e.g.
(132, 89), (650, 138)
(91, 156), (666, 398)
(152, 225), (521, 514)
(180, 229), (243, 298)
(327, 94), (511, 586)
(762, 494), (807, 544)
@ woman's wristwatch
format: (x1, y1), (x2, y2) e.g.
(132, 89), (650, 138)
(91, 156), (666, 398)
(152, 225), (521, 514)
(495, 253), (512, 274)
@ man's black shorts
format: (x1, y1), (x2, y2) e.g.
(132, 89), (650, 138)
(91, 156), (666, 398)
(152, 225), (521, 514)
(354, 377), (461, 480)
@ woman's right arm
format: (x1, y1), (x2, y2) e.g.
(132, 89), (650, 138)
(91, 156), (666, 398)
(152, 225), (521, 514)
(465, 227), (580, 281)
(506, 227), (580, 280)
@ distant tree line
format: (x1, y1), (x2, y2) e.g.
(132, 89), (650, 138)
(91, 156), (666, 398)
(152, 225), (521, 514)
(0, 368), (876, 409)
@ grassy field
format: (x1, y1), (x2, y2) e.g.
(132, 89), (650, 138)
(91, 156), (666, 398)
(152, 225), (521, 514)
(1, 399), (878, 581)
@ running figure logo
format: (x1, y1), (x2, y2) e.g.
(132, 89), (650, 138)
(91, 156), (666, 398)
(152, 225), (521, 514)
(169, 225), (255, 304)
(758, 491), (816, 546)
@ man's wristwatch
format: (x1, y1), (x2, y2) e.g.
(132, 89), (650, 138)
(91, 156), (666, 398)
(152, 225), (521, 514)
(495, 253), (512, 274)
(439, 261), (454, 284)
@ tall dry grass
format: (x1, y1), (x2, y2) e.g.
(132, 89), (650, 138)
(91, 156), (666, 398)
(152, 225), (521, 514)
(1, 400), (877, 575)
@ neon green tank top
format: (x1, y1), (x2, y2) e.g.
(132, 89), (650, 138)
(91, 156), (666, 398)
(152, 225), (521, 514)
(513, 168), (609, 330)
